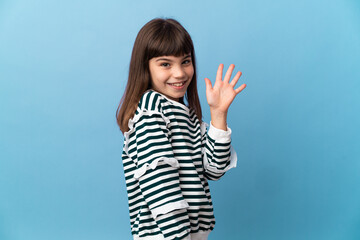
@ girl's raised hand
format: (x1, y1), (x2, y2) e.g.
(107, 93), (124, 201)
(204, 64), (246, 114)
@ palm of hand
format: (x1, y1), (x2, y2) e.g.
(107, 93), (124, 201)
(205, 64), (246, 113)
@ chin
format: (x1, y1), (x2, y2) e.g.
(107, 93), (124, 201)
(168, 92), (185, 101)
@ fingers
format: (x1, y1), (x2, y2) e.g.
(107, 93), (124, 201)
(204, 78), (213, 90)
(230, 71), (242, 87)
(215, 64), (224, 87)
(215, 63), (244, 91)
(235, 83), (247, 94)
(224, 64), (235, 83)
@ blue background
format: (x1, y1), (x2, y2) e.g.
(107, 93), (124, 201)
(1, 0), (359, 239)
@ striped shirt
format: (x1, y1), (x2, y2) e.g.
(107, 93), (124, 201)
(121, 89), (237, 240)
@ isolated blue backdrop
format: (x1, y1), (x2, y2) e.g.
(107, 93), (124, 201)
(1, 0), (359, 239)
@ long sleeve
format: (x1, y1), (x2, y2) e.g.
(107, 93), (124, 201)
(132, 109), (190, 239)
(201, 121), (238, 181)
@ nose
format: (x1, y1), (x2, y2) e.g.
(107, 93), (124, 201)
(172, 65), (186, 79)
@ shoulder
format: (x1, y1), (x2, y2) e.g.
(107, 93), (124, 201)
(123, 90), (171, 153)
(137, 90), (168, 113)
(129, 90), (171, 128)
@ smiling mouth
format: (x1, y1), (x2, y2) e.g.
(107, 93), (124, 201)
(168, 81), (186, 87)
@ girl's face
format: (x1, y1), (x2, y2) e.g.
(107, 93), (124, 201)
(149, 54), (194, 102)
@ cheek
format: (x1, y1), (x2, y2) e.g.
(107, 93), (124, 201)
(154, 72), (169, 82)
(149, 67), (160, 82)
(187, 66), (195, 78)
(150, 74), (167, 87)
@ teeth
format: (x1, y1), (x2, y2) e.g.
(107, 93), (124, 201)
(169, 82), (184, 87)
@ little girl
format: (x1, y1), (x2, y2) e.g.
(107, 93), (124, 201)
(116, 18), (246, 240)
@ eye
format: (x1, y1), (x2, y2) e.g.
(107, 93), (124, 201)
(183, 59), (191, 65)
(161, 62), (170, 67)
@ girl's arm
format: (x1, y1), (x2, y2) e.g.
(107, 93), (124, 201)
(204, 63), (246, 130)
(201, 64), (245, 180)
(129, 109), (190, 239)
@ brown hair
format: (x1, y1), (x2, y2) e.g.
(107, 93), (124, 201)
(116, 18), (202, 134)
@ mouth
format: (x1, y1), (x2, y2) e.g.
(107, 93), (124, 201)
(167, 81), (187, 87)
(169, 82), (185, 87)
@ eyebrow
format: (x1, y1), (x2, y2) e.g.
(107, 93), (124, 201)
(155, 54), (191, 62)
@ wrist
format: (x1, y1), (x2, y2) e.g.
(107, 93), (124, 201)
(210, 109), (228, 131)
(210, 107), (228, 117)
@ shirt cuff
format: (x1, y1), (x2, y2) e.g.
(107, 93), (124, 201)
(208, 121), (232, 142)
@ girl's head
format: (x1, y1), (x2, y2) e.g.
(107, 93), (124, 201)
(117, 18), (202, 133)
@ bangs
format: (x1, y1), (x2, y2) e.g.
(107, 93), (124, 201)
(147, 24), (193, 59)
